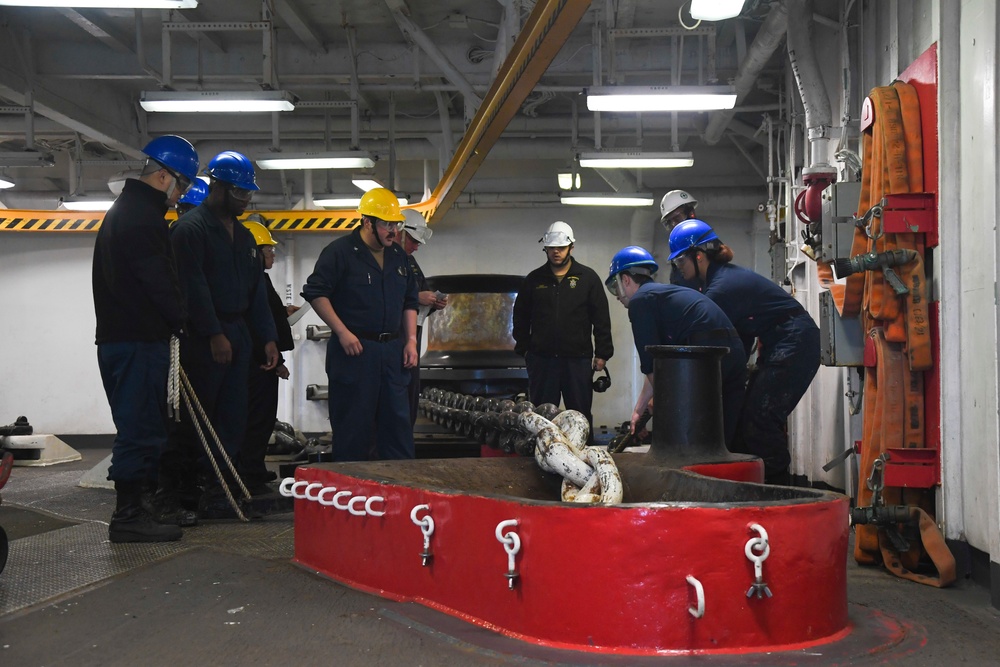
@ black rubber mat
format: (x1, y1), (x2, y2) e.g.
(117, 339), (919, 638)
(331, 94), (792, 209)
(0, 505), (77, 540)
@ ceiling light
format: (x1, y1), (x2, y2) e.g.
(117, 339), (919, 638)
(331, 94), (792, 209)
(256, 151), (376, 170)
(351, 175), (385, 192)
(587, 85), (737, 112)
(578, 151), (695, 169)
(140, 90), (295, 113)
(314, 195), (408, 208)
(61, 199), (117, 211)
(557, 171), (581, 190)
(560, 192), (655, 207)
(0, 150), (55, 167)
(690, 0), (745, 21)
(0, 0), (196, 6)
(0, 174), (14, 189)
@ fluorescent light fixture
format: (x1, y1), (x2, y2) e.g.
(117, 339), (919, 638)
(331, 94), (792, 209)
(587, 85), (737, 112)
(0, 1), (196, 6)
(314, 195), (408, 208)
(560, 192), (655, 207)
(140, 90), (295, 113)
(578, 151), (695, 169)
(256, 151), (376, 170)
(351, 176), (385, 191)
(690, 0), (745, 21)
(0, 150), (55, 167)
(0, 174), (14, 189)
(557, 171), (581, 190)
(61, 199), (117, 211)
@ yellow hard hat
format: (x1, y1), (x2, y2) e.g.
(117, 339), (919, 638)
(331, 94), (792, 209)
(243, 219), (277, 246)
(357, 187), (404, 222)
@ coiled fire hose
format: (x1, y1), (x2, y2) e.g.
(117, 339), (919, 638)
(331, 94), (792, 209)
(815, 81), (948, 586)
(167, 335), (252, 522)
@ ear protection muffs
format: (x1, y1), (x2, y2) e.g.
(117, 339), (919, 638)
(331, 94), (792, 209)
(592, 367), (611, 393)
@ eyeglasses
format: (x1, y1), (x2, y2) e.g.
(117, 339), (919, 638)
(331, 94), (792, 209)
(261, 246), (276, 255)
(376, 219), (404, 233)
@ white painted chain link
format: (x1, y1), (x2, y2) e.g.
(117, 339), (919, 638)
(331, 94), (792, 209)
(495, 519), (521, 589)
(410, 504), (435, 566)
(277, 478), (385, 517)
(686, 575), (705, 619)
(744, 523), (773, 599)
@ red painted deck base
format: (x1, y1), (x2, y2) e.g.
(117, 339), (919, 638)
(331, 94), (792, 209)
(290, 459), (848, 655)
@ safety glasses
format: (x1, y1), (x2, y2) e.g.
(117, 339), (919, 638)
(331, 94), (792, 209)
(605, 275), (621, 297)
(376, 219), (404, 233)
(228, 185), (255, 202)
(661, 210), (687, 231)
(403, 224), (432, 242)
(164, 167), (193, 194)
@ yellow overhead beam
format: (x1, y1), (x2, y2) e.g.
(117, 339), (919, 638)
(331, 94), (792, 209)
(0, 0), (590, 234)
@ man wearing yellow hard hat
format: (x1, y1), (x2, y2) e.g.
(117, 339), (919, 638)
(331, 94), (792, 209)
(302, 188), (419, 461)
(240, 215), (296, 492)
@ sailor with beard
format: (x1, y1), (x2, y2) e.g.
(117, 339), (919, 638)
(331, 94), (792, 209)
(512, 221), (613, 440)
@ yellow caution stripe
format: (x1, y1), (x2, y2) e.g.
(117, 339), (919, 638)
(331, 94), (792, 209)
(0, 209), (360, 233)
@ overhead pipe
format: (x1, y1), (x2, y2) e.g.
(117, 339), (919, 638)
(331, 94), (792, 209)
(786, 0), (836, 248)
(704, 2), (787, 145)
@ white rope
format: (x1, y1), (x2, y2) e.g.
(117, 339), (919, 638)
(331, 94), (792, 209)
(177, 365), (252, 522)
(167, 335), (180, 421)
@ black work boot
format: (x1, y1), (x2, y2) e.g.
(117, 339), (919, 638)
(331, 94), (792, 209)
(110, 481), (182, 543)
(144, 488), (199, 527)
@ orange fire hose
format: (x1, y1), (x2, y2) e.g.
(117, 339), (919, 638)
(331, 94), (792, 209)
(817, 82), (950, 586)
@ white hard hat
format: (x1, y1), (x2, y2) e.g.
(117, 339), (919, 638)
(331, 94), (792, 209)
(540, 220), (575, 247)
(659, 190), (697, 221)
(402, 209), (433, 244)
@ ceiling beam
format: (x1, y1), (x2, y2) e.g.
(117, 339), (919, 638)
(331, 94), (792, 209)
(0, 38), (143, 157)
(427, 0), (592, 222)
(274, 0), (325, 54)
(386, 5), (482, 114)
(58, 9), (133, 54)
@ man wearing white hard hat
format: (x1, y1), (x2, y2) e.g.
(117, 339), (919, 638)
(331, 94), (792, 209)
(399, 209), (447, 425)
(512, 221), (613, 440)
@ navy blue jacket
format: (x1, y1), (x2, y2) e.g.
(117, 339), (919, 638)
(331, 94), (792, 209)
(170, 204), (277, 344)
(93, 179), (187, 344)
(628, 282), (742, 375)
(702, 262), (810, 354)
(512, 257), (614, 360)
(301, 227), (418, 333)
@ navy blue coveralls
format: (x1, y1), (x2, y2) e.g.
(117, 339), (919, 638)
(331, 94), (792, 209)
(163, 204), (277, 488)
(92, 179), (187, 485)
(241, 272), (294, 487)
(302, 227), (419, 462)
(405, 252), (430, 426)
(628, 282), (747, 447)
(701, 262), (820, 481)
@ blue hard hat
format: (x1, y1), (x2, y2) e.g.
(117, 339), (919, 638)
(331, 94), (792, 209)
(667, 219), (719, 260)
(206, 150), (259, 191)
(606, 246), (659, 290)
(178, 179), (208, 206)
(142, 135), (199, 181)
